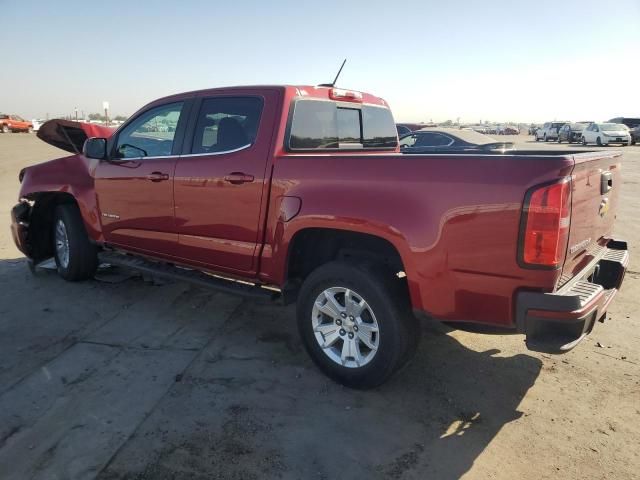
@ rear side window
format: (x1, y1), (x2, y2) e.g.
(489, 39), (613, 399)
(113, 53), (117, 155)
(191, 96), (263, 154)
(287, 99), (397, 150)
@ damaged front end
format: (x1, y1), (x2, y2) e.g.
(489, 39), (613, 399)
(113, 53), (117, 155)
(10, 200), (34, 257)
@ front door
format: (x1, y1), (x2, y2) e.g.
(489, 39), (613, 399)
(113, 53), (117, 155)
(95, 101), (187, 256)
(173, 92), (277, 274)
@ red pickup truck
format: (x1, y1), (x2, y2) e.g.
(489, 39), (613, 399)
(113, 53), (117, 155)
(10, 85), (629, 388)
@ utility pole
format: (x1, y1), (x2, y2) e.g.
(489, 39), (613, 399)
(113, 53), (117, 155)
(102, 101), (109, 126)
(74, 108), (78, 122)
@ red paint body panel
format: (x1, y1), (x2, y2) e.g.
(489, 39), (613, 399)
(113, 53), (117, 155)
(94, 156), (179, 255)
(13, 85), (626, 329)
(173, 88), (283, 274)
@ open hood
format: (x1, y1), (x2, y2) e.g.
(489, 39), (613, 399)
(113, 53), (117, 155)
(36, 119), (115, 154)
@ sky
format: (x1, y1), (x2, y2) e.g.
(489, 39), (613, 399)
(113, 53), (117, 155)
(1, 0), (639, 123)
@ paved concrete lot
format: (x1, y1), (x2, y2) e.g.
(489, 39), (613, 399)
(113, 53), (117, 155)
(1, 134), (639, 479)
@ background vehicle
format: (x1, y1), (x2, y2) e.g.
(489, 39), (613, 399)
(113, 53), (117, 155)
(0, 114), (33, 133)
(608, 117), (640, 145)
(396, 124), (411, 136)
(30, 119), (45, 132)
(400, 128), (514, 153)
(558, 122), (589, 143)
(581, 122), (631, 146)
(534, 121), (567, 141)
(11, 85), (628, 388)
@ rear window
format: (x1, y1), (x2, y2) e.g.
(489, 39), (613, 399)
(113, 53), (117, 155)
(287, 99), (397, 150)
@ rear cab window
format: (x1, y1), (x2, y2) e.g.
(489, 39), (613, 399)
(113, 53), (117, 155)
(286, 98), (398, 151)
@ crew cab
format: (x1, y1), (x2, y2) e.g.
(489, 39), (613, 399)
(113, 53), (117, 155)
(10, 85), (629, 388)
(0, 114), (33, 133)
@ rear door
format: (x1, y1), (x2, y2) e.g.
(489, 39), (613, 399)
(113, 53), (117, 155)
(173, 90), (280, 274)
(95, 100), (190, 256)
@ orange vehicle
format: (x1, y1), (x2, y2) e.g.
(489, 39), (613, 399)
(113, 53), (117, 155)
(0, 114), (33, 133)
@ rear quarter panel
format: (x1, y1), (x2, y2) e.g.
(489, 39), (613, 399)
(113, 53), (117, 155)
(262, 152), (574, 326)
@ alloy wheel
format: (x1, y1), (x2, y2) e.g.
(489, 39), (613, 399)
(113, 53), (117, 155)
(311, 286), (380, 368)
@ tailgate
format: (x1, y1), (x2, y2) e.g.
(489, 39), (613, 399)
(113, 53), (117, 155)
(560, 151), (622, 287)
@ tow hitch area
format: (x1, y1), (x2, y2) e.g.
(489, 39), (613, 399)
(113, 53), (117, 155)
(516, 240), (628, 354)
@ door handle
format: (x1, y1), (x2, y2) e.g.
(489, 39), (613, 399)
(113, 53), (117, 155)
(146, 172), (170, 182)
(224, 172), (254, 185)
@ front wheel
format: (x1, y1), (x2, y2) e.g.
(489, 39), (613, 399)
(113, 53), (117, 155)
(582, 136), (587, 145)
(53, 204), (98, 281)
(297, 261), (419, 389)
(1, 125), (9, 133)
(27, 126), (33, 133)
(596, 137), (602, 146)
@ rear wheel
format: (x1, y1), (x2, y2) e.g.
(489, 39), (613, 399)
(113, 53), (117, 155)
(297, 261), (419, 389)
(53, 204), (98, 281)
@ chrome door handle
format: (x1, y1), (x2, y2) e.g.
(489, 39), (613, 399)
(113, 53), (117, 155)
(224, 172), (254, 184)
(146, 172), (169, 182)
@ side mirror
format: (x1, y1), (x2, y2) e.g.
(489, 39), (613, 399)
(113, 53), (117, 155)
(83, 137), (107, 159)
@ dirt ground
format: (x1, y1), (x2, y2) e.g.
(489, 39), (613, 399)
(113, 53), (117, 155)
(0, 133), (638, 480)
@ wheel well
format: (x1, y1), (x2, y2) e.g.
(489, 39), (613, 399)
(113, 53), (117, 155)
(25, 192), (78, 262)
(284, 228), (406, 302)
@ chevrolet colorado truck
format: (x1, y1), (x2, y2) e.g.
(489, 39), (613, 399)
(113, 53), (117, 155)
(10, 85), (629, 388)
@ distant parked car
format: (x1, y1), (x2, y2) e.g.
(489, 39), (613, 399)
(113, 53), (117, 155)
(31, 119), (46, 132)
(396, 124), (411, 136)
(502, 126), (519, 135)
(399, 128), (514, 153)
(608, 117), (640, 145)
(534, 121), (568, 142)
(581, 122), (631, 146)
(528, 125), (540, 135)
(0, 114), (33, 133)
(557, 122), (589, 144)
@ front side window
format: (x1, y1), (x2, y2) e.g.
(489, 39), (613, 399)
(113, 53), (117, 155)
(115, 102), (183, 158)
(288, 99), (397, 150)
(191, 96), (263, 154)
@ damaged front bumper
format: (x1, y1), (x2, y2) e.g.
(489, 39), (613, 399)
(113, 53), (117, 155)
(516, 239), (629, 353)
(10, 200), (32, 256)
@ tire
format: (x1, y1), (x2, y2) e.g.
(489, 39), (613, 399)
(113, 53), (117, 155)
(1, 125), (9, 133)
(535, 134), (540, 142)
(596, 137), (602, 146)
(543, 134), (548, 142)
(27, 126), (33, 133)
(296, 261), (419, 389)
(53, 204), (98, 281)
(582, 136), (587, 146)
(557, 136), (562, 143)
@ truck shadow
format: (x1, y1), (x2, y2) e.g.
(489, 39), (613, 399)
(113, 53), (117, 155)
(0, 260), (542, 480)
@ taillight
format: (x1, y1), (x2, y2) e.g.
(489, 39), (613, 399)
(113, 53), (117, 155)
(520, 178), (571, 268)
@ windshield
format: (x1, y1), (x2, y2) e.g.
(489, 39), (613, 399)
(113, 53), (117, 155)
(601, 123), (628, 131)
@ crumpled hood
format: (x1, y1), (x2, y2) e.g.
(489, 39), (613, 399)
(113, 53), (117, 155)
(36, 119), (115, 154)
